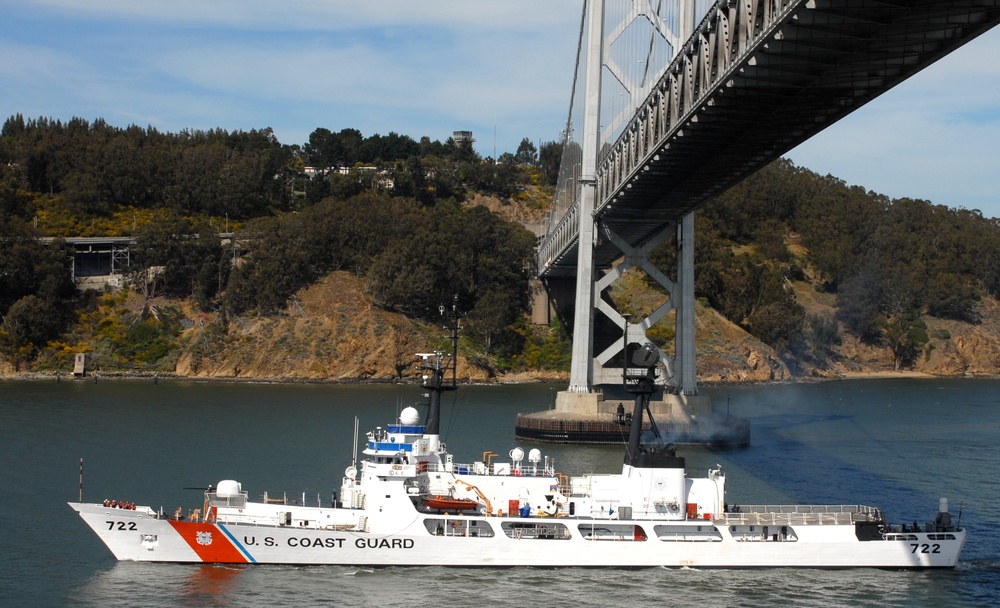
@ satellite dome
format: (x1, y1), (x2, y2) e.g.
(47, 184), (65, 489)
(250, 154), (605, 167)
(216, 480), (241, 498)
(400, 406), (420, 425)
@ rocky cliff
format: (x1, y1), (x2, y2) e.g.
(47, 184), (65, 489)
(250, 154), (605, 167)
(6, 265), (1000, 385)
(169, 271), (1000, 384)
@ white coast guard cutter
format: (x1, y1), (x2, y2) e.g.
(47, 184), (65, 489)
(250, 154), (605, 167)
(70, 317), (966, 568)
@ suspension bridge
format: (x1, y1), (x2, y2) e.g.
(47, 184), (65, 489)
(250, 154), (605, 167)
(516, 0), (1000, 443)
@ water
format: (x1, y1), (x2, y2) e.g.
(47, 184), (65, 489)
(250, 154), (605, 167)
(1, 378), (998, 607)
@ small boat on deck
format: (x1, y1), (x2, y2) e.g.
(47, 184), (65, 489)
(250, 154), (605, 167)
(421, 496), (481, 512)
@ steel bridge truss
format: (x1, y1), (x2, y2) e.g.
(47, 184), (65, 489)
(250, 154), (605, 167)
(591, 224), (676, 386)
(539, 0), (1000, 274)
(545, 0), (999, 398)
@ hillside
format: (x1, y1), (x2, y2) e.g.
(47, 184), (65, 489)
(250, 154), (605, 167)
(8, 189), (1000, 383)
(113, 270), (561, 383)
(6, 262), (1000, 383)
(38, 271), (1000, 385)
(5, 117), (1000, 384)
(626, 284), (1000, 385)
(153, 285), (1000, 384)
(169, 271), (792, 383)
(175, 272), (433, 381)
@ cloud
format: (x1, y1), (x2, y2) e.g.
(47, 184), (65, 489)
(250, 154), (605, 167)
(2, 0), (580, 153)
(5, 0), (997, 214)
(19, 0), (577, 33)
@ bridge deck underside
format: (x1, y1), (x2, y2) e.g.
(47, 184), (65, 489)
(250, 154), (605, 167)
(543, 0), (1000, 275)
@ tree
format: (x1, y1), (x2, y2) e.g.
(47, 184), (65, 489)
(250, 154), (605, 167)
(884, 314), (928, 370)
(0, 295), (64, 366)
(748, 297), (805, 351)
(797, 181), (885, 290)
(538, 140), (563, 186)
(926, 272), (980, 323)
(130, 218), (229, 309)
(803, 313), (841, 362)
(359, 132), (420, 164)
(304, 128), (363, 168)
(0, 217), (75, 316)
(515, 138), (537, 165)
(836, 267), (885, 343)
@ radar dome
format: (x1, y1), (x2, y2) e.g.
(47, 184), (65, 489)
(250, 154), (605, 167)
(400, 406), (420, 425)
(216, 480), (242, 498)
(528, 448), (542, 463)
(509, 447), (524, 461)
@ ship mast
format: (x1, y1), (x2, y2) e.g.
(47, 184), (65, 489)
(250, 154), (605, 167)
(621, 331), (684, 469)
(420, 296), (461, 442)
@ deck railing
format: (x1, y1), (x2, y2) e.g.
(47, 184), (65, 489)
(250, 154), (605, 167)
(719, 504), (880, 525)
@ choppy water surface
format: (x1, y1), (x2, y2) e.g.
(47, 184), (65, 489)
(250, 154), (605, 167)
(1, 378), (997, 607)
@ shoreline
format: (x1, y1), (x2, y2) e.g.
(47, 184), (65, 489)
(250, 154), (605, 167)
(3, 368), (996, 385)
(838, 370), (935, 379)
(0, 369), (571, 386)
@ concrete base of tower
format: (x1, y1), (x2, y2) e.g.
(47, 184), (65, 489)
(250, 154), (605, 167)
(517, 391), (750, 446)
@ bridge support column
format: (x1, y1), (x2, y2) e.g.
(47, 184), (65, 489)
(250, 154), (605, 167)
(558, 0), (604, 409)
(673, 11), (698, 397)
(676, 212), (698, 395)
(563, 176), (598, 397)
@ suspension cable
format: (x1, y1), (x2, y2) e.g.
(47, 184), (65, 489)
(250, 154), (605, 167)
(563, 0), (589, 146)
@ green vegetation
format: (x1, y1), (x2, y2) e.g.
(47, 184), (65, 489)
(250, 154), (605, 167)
(665, 158), (1000, 369)
(222, 196), (537, 360)
(0, 115), (559, 371)
(3, 114), (1000, 376)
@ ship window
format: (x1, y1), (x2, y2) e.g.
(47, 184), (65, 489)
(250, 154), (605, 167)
(500, 521), (570, 540)
(728, 525), (796, 542)
(578, 523), (647, 541)
(653, 525), (723, 542)
(424, 518), (495, 538)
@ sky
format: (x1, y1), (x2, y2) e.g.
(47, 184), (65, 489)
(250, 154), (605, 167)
(2, 1), (999, 217)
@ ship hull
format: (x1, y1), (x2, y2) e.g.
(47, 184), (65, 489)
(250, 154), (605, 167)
(70, 502), (965, 568)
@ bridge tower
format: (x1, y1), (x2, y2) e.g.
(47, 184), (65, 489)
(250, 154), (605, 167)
(523, 0), (1000, 443)
(554, 0), (710, 419)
